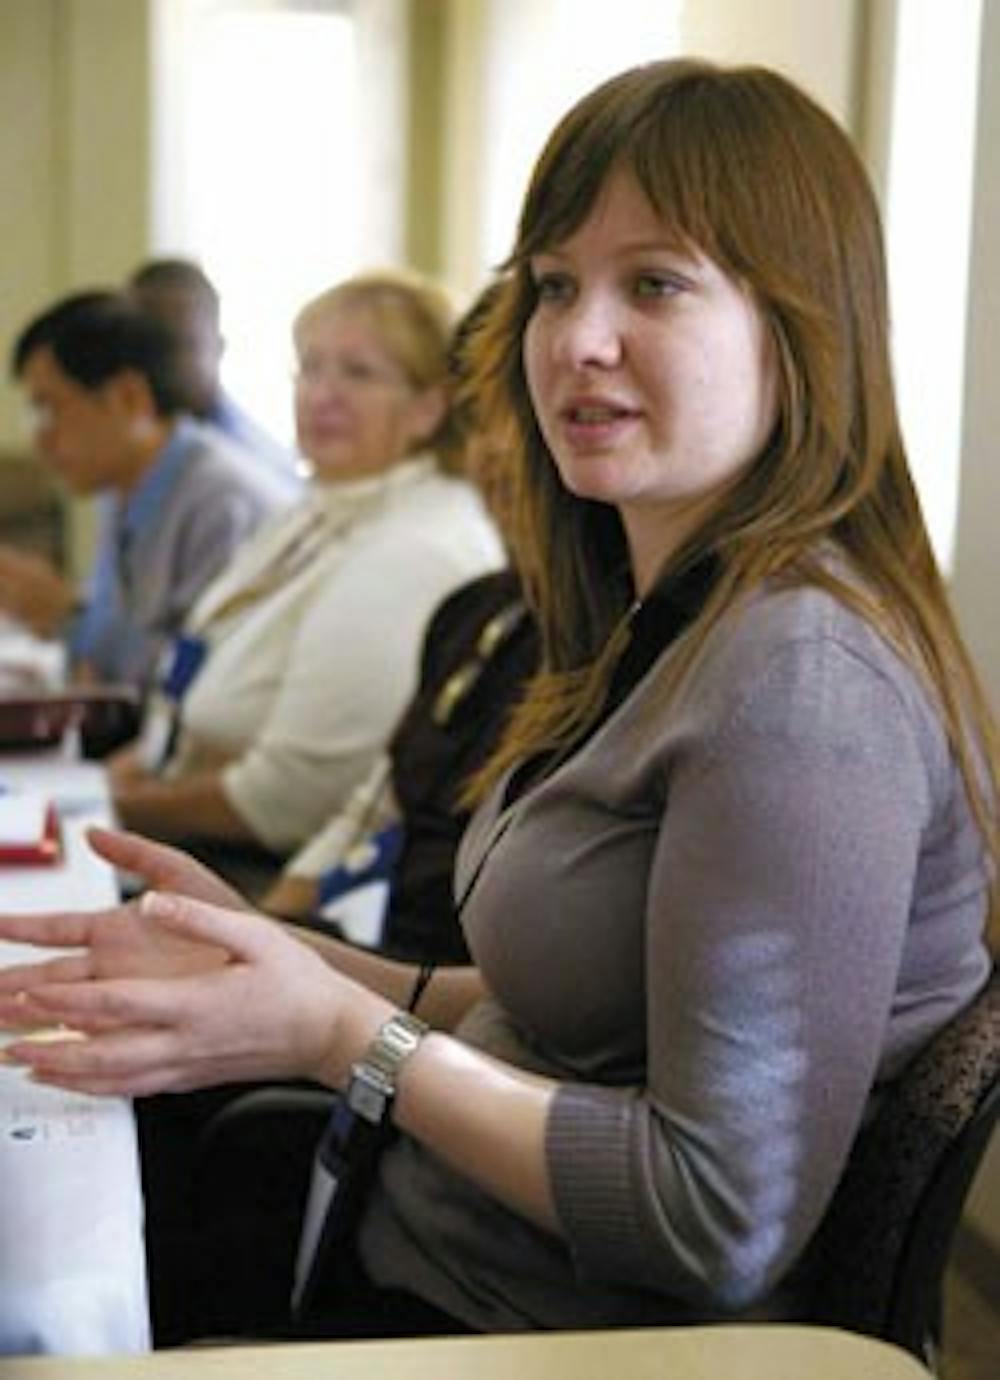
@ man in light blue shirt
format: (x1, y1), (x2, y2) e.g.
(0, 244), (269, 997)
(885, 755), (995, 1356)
(2, 291), (289, 688)
(126, 257), (302, 499)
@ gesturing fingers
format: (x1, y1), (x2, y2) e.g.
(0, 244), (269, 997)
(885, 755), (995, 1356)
(1, 968), (223, 1095)
(85, 825), (179, 877)
(86, 828), (252, 912)
(0, 953), (96, 1025)
(0, 907), (108, 954)
(0, 949), (93, 991)
(6, 1025), (188, 1099)
(0, 893), (347, 1098)
(1, 972), (204, 1035)
(138, 889), (281, 961)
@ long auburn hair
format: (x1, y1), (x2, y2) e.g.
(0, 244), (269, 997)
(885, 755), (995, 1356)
(469, 59), (998, 943)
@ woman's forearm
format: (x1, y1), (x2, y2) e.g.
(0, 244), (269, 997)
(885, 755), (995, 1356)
(113, 770), (256, 844)
(305, 938), (558, 1229)
(308, 980), (560, 1236)
(395, 1033), (559, 1232)
(288, 922), (486, 1031)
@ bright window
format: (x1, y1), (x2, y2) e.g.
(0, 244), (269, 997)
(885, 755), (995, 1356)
(149, 0), (406, 448)
(883, 0), (983, 571)
(478, 0), (682, 276)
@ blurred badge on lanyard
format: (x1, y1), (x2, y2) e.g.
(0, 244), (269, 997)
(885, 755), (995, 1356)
(136, 634), (208, 771)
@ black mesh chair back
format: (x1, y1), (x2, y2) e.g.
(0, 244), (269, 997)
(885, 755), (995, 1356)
(801, 965), (1000, 1366)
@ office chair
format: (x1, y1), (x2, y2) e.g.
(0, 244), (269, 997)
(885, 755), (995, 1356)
(801, 964), (999, 1369)
(180, 1085), (336, 1340)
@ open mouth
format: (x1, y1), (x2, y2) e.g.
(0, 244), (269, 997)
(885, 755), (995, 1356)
(565, 403), (633, 424)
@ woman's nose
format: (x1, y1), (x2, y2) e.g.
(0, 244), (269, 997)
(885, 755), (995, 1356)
(556, 294), (623, 370)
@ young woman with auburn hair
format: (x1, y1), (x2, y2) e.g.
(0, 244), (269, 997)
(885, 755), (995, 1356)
(0, 61), (994, 1342)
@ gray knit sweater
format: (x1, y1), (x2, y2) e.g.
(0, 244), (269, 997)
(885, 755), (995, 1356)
(359, 577), (991, 1329)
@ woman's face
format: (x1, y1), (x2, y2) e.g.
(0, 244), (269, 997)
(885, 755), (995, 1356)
(523, 167), (779, 590)
(294, 304), (443, 480)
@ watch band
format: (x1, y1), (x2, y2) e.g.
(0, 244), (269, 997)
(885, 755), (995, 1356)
(346, 1010), (429, 1126)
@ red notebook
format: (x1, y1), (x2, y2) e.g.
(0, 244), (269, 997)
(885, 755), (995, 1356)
(0, 792), (62, 866)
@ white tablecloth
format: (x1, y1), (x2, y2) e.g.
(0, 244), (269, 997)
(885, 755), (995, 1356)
(0, 748), (150, 1356)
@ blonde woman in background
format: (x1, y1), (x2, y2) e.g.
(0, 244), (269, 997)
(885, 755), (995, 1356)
(108, 269), (503, 879)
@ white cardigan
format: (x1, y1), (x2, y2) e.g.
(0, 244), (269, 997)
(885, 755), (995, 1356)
(169, 457), (503, 851)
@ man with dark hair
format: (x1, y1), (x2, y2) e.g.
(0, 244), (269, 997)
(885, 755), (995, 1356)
(0, 290), (289, 688)
(127, 258), (300, 495)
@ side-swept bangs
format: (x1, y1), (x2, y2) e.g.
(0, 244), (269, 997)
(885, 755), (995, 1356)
(496, 60), (899, 561)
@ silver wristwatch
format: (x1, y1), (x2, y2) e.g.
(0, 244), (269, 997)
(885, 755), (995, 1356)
(346, 1010), (429, 1126)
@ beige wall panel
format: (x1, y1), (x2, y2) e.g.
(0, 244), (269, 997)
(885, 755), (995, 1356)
(679, 0), (862, 128)
(60, 0), (151, 283)
(0, 0), (151, 573)
(0, 0), (60, 446)
(440, 0), (489, 296)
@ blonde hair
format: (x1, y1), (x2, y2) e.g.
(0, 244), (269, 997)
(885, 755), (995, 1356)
(294, 268), (462, 467)
(470, 59), (998, 946)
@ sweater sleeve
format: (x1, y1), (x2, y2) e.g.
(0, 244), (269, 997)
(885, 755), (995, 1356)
(546, 636), (936, 1310)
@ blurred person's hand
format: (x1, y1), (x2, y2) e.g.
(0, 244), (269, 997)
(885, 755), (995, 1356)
(107, 744), (150, 792)
(260, 871), (321, 922)
(0, 544), (76, 637)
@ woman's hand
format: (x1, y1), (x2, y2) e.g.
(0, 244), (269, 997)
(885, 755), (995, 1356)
(84, 825), (253, 912)
(0, 826), (252, 1018)
(0, 889), (231, 1007)
(0, 891), (390, 1098)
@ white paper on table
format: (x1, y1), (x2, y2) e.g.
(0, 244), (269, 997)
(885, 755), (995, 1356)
(0, 792), (51, 845)
(0, 750), (150, 1356)
(0, 1068), (150, 1356)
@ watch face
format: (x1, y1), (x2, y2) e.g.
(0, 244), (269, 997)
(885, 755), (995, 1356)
(346, 1013), (429, 1126)
(348, 1067), (390, 1124)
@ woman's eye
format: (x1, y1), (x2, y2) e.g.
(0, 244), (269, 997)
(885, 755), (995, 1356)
(342, 359), (377, 383)
(634, 273), (684, 300)
(533, 272), (574, 303)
